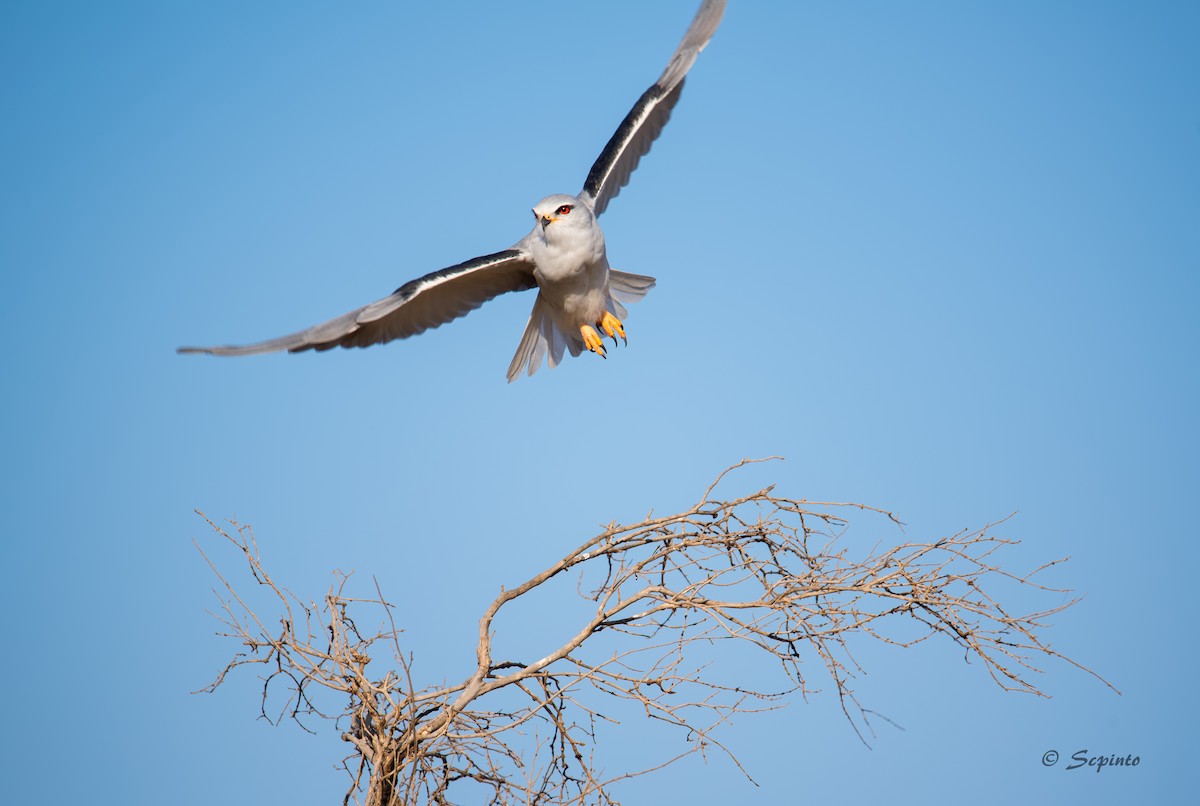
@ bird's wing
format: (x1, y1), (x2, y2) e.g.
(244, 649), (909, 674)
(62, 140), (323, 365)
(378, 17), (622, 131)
(579, 0), (726, 217)
(178, 249), (537, 356)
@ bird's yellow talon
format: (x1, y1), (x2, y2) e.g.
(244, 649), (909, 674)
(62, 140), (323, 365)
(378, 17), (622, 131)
(581, 325), (607, 357)
(599, 312), (627, 346)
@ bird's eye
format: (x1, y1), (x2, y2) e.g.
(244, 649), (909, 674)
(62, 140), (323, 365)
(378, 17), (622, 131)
(556, 205), (573, 215)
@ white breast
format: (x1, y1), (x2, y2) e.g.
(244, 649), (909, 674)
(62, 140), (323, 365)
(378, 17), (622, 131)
(529, 216), (611, 329)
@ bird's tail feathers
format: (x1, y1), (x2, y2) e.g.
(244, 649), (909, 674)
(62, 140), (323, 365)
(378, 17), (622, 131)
(608, 270), (657, 306)
(506, 274), (655, 382)
(507, 294), (582, 382)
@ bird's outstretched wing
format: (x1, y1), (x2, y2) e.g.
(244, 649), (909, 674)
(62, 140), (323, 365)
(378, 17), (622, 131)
(178, 250), (537, 356)
(579, 0), (726, 217)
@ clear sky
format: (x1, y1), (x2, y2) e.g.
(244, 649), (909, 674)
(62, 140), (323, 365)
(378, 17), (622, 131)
(2, 1), (1196, 802)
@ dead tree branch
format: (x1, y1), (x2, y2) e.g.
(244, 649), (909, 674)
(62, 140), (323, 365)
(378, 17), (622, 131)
(195, 459), (1114, 804)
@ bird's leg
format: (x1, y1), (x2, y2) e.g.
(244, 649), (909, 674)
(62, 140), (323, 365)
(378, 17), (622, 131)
(599, 311), (627, 347)
(580, 325), (607, 358)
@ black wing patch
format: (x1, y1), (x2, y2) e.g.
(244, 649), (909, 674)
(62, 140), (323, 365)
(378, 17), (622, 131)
(581, 82), (683, 217)
(579, 0), (725, 217)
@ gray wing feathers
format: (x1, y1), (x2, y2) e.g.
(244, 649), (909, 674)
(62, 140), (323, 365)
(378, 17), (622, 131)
(580, 0), (726, 216)
(655, 0), (727, 90)
(180, 250), (536, 357)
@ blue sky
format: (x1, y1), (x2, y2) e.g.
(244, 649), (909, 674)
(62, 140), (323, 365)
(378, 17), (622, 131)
(3, 1), (1196, 802)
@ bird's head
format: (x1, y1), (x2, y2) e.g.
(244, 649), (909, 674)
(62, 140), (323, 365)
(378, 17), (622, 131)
(532, 194), (594, 239)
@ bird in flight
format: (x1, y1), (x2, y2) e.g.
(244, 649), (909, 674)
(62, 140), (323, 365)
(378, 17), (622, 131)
(179, 0), (726, 382)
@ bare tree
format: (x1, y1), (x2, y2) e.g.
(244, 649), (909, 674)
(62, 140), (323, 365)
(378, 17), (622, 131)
(195, 459), (1115, 805)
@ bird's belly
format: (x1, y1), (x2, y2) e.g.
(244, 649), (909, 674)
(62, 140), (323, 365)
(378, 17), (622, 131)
(556, 286), (608, 329)
(534, 259), (609, 329)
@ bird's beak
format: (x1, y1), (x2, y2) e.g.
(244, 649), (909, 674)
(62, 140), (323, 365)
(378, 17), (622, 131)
(540, 214), (556, 230)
